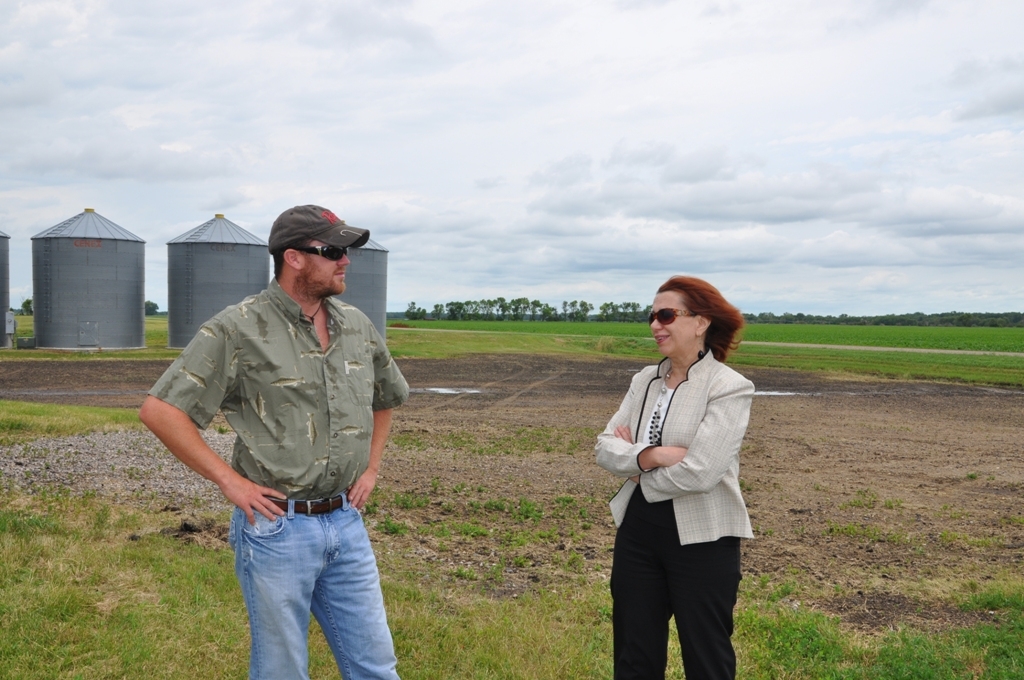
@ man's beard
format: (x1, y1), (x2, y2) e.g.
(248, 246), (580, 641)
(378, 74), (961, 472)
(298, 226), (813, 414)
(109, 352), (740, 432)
(295, 267), (345, 301)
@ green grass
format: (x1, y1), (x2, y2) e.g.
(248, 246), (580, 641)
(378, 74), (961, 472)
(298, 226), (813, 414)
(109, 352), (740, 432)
(145, 315), (169, 348)
(387, 325), (658, 360)
(2, 494), (1022, 679)
(740, 324), (1024, 353)
(728, 343), (1024, 387)
(0, 400), (144, 446)
(394, 492), (430, 509)
(0, 497), (250, 679)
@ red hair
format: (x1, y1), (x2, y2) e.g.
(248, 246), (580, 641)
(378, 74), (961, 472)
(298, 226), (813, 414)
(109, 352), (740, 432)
(657, 276), (744, 362)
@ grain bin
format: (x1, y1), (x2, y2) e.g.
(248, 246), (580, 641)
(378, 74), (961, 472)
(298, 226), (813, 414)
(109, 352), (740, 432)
(0, 230), (9, 348)
(31, 209), (145, 350)
(336, 237), (388, 338)
(167, 214), (269, 348)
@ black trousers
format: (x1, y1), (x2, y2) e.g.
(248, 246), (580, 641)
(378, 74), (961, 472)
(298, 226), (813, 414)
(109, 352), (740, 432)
(611, 506), (742, 680)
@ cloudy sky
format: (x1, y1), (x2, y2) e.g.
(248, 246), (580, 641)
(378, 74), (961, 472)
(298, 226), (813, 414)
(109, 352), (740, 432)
(2, 0), (1022, 315)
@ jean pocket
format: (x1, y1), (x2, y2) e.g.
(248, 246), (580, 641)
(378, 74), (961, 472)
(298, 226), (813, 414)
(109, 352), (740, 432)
(240, 511), (286, 539)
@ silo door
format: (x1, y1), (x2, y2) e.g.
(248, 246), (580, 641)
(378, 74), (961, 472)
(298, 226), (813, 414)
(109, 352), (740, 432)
(79, 321), (99, 347)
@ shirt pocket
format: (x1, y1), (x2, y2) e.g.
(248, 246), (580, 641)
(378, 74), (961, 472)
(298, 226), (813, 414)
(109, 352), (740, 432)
(338, 344), (376, 407)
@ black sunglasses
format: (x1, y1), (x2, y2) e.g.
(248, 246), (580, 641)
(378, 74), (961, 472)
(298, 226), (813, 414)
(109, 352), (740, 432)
(293, 245), (348, 261)
(648, 308), (694, 325)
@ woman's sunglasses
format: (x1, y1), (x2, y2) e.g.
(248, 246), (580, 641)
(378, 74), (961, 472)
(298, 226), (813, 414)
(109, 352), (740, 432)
(648, 308), (694, 325)
(293, 245), (349, 261)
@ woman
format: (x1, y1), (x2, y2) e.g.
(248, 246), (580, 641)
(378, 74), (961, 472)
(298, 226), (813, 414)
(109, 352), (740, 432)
(595, 275), (754, 680)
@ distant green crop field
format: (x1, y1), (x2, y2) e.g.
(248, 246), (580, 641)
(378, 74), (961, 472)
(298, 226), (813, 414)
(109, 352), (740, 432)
(391, 320), (1024, 353)
(741, 324), (1024, 353)
(730, 344), (1024, 387)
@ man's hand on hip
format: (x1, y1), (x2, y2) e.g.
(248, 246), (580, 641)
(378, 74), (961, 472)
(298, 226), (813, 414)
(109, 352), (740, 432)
(139, 396), (286, 525)
(220, 474), (287, 524)
(349, 408), (394, 511)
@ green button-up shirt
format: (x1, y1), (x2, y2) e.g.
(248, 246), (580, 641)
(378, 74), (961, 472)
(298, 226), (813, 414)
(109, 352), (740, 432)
(149, 279), (409, 500)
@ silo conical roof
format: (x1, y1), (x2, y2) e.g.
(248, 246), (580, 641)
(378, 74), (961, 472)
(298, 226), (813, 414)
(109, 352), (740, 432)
(360, 237), (387, 252)
(0, 230), (9, 238)
(31, 209), (145, 242)
(167, 214), (267, 246)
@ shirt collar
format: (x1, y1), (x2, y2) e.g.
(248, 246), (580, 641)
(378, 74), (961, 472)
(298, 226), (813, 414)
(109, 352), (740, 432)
(267, 278), (343, 330)
(267, 278), (307, 324)
(659, 349), (715, 382)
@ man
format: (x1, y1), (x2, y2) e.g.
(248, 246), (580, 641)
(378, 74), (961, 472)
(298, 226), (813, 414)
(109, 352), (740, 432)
(140, 205), (409, 680)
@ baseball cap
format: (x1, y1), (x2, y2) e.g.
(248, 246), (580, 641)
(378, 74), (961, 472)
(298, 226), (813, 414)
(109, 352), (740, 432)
(268, 205), (370, 253)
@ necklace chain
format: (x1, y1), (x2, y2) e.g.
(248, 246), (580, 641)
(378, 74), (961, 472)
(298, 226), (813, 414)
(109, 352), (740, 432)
(305, 300), (323, 324)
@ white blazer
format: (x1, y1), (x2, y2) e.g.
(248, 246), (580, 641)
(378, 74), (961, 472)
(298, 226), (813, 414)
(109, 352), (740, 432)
(595, 353), (755, 546)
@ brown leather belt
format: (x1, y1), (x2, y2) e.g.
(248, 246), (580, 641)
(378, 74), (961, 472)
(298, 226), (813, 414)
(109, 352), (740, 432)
(267, 495), (344, 515)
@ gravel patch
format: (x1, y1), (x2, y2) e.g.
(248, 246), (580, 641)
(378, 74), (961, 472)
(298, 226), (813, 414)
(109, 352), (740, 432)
(0, 429), (236, 511)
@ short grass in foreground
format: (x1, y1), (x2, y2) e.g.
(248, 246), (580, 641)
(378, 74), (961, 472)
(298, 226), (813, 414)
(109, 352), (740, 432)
(0, 400), (143, 446)
(2, 494), (1022, 679)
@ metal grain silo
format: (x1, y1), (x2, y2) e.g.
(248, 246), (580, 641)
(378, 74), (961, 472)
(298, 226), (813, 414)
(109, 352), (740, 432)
(0, 230), (9, 348)
(167, 214), (269, 348)
(31, 209), (145, 349)
(336, 237), (388, 338)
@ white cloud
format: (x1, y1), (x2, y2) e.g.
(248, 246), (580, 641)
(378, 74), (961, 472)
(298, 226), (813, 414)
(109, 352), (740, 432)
(529, 154), (593, 188)
(9, 134), (241, 182)
(958, 84), (1024, 120)
(200, 189), (250, 212)
(857, 269), (911, 293)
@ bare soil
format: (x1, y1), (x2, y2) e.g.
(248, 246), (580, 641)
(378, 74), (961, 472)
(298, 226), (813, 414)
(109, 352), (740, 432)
(2, 355), (1023, 632)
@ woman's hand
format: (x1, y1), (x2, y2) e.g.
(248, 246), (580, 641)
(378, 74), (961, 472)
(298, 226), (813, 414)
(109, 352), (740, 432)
(613, 425), (686, 480)
(637, 445), (688, 471)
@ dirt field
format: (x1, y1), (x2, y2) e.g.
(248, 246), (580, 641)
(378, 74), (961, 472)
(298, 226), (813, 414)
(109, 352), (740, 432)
(2, 355), (1023, 632)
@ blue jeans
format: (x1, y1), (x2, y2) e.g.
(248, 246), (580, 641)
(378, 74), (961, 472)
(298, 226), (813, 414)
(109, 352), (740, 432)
(229, 496), (400, 680)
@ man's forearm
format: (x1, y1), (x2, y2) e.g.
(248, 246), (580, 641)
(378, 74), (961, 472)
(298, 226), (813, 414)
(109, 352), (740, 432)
(367, 408), (394, 473)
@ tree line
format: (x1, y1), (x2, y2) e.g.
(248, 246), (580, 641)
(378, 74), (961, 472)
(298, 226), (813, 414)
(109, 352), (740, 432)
(404, 299), (652, 322)
(13, 299), (163, 316)
(404, 301), (1024, 327)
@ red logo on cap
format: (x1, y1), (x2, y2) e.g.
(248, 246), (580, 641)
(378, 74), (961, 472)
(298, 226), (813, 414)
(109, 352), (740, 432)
(321, 210), (339, 224)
